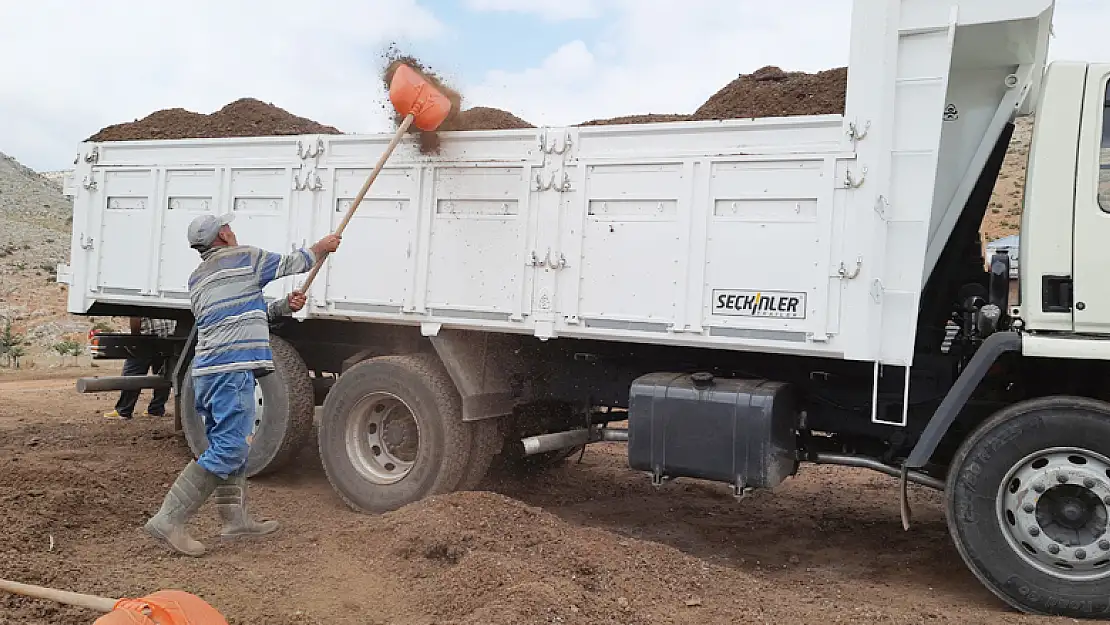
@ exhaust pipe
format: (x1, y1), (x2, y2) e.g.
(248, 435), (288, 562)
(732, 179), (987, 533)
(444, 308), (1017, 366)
(76, 375), (171, 394)
(813, 453), (945, 491)
(521, 427), (629, 456)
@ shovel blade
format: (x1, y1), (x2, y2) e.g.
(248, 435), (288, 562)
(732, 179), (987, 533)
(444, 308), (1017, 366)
(388, 64), (453, 132)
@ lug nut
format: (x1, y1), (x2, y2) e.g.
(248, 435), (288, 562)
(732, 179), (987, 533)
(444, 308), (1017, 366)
(1049, 544), (1061, 555)
(1100, 540), (1110, 551)
(1077, 549), (1087, 560)
(1058, 473), (1070, 483)
(1105, 496), (1110, 506)
(1086, 478), (1097, 489)
(1030, 527), (1041, 537)
(1035, 483), (1046, 493)
(1023, 503), (1035, 514)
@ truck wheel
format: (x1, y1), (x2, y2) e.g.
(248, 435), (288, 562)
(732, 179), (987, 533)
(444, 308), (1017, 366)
(318, 354), (472, 513)
(947, 396), (1110, 617)
(457, 417), (503, 491)
(180, 335), (315, 478)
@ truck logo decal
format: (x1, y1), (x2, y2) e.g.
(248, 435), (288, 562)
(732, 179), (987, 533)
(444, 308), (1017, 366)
(943, 104), (959, 122)
(711, 290), (807, 319)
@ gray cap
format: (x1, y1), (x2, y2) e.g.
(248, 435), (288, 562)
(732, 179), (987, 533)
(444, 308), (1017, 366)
(187, 213), (234, 249)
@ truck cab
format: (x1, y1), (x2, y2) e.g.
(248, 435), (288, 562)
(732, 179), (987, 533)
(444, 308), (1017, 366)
(1021, 61), (1110, 335)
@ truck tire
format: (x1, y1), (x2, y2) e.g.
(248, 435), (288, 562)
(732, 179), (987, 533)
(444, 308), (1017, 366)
(947, 396), (1110, 618)
(318, 354), (472, 513)
(457, 417), (503, 491)
(180, 335), (315, 478)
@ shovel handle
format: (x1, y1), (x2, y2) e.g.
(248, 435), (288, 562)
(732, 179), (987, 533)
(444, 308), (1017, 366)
(0, 578), (118, 613)
(299, 113), (415, 294)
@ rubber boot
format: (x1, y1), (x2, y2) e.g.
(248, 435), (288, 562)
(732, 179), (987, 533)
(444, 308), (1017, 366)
(214, 468), (279, 538)
(143, 461), (219, 557)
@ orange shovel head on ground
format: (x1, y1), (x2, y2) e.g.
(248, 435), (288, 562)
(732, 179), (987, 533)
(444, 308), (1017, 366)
(388, 63), (453, 131)
(93, 590), (229, 625)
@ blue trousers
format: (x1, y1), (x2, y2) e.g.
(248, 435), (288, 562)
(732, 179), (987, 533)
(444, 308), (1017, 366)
(194, 370), (256, 479)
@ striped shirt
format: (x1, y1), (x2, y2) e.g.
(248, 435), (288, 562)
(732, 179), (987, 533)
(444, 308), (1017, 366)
(140, 317), (176, 337)
(188, 244), (316, 377)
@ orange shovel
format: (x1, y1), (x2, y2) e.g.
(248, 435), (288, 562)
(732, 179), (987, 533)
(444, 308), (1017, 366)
(298, 62), (454, 294)
(0, 578), (228, 624)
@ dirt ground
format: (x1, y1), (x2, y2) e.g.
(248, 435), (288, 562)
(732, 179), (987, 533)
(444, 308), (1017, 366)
(0, 369), (1068, 625)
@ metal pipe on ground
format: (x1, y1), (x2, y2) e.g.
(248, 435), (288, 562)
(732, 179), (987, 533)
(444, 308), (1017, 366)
(76, 376), (171, 394)
(521, 427), (629, 456)
(812, 453), (945, 491)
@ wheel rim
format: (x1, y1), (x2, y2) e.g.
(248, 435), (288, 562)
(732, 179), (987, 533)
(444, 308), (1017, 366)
(344, 392), (420, 485)
(997, 446), (1110, 581)
(251, 380), (264, 437)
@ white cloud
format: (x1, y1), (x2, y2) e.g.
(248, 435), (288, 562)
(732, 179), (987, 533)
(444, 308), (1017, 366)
(462, 0), (1110, 128)
(464, 0), (602, 21)
(464, 0), (853, 126)
(0, 0), (444, 171)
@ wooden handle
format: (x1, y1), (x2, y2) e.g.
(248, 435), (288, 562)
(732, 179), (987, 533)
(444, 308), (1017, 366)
(299, 113), (415, 294)
(0, 578), (118, 613)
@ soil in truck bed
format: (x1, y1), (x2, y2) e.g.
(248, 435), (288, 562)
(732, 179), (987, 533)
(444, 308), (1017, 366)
(85, 98), (344, 142)
(84, 64), (849, 144)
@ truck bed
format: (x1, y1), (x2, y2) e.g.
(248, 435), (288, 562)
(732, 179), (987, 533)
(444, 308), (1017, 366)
(59, 0), (1055, 368)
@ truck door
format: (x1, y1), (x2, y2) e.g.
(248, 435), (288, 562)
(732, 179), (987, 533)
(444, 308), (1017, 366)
(1072, 65), (1110, 334)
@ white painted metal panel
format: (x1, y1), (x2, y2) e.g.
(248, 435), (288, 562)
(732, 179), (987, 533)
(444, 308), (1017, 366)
(323, 167), (419, 311)
(1071, 66), (1110, 334)
(1019, 62), (1086, 332)
(96, 169), (156, 292)
(424, 166), (530, 319)
(228, 167), (296, 302)
(575, 162), (685, 326)
(159, 168), (220, 297)
(702, 158), (833, 338)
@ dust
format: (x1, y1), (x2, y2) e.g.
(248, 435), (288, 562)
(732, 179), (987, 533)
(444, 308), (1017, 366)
(380, 44), (463, 154)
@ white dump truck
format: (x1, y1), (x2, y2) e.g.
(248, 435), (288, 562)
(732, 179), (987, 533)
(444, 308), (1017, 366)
(58, 0), (1110, 616)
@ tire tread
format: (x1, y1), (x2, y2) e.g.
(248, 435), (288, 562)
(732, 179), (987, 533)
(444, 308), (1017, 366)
(945, 395), (1110, 618)
(318, 352), (472, 513)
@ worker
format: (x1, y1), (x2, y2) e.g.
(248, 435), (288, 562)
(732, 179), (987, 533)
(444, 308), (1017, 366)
(103, 316), (176, 420)
(143, 213), (340, 557)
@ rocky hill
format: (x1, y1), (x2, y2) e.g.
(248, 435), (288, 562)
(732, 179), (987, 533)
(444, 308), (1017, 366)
(981, 116), (1032, 242)
(0, 152), (116, 370)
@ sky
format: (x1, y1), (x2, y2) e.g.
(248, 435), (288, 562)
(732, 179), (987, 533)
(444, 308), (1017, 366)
(0, 0), (1107, 172)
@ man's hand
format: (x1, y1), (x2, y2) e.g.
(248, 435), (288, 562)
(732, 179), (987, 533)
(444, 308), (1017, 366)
(288, 290), (307, 312)
(311, 234), (342, 258)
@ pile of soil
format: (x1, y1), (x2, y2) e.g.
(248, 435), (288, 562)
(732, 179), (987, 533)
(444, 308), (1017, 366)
(578, 114), (691, 126)
(692, 65), (848, 120)
(86, 59), (850, 150)
(369, 490), (743, 625)
(86, 98), (343, 142)
(446, 107), (535, 131)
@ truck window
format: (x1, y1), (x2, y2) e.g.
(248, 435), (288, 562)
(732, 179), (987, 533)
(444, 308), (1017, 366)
(1100, 78), (1110, 211)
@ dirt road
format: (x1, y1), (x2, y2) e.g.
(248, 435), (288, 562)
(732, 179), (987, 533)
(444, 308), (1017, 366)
(0, 371), (1065, 624)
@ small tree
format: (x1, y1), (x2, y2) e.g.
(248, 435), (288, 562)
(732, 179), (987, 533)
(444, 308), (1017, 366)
(7, 344), (25, 369)
(90, 320), (114, 334)
(0, 317), (24, 368)
(53, 339), (83, 366)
